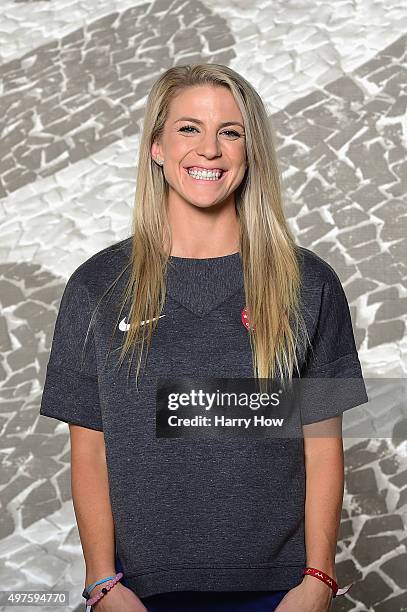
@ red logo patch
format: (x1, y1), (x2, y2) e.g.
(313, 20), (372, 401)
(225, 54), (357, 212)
(241, 306), (255, 331)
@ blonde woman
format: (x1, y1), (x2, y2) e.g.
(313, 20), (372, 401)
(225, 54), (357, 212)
(40, 64), (368, 612)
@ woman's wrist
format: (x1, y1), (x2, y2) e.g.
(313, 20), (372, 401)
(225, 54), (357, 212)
(302, 573), (334, 597)
(301, 574), (335, 610)
(305, 562), (336, 581)
(85, 567), (117, 590)
(304, 571), (337, 582)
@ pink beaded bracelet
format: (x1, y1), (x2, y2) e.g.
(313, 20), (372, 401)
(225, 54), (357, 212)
(85, 572), (123, 609)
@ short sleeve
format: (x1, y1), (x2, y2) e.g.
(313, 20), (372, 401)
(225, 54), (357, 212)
(298, 267), (369, 425)
(39, 269), (103, 431)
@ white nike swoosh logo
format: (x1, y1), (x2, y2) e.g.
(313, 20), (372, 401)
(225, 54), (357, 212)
(119, 315), (166, 332)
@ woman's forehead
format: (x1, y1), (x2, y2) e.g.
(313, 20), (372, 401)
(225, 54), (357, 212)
(166, 85), (242, 118)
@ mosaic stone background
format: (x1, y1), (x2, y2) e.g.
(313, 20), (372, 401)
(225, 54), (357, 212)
(0, 0), (406, 610)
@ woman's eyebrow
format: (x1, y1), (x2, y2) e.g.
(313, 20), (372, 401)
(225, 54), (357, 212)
(174, 116), (245, 130)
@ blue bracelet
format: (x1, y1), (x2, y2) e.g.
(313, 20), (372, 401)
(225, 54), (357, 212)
(82, 575), (116, 600)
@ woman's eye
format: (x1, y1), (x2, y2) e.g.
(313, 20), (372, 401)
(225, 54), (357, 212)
(178, 125), (199, 133)
(223, 130), (242, 138)
(178, 126), (243, 138)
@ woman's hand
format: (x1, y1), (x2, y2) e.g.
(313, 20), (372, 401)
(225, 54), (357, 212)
(90, 582), (148, 611)
(275, 576), (333, 612)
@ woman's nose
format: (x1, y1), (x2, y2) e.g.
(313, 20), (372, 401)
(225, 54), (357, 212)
(196, 132), (222, 158)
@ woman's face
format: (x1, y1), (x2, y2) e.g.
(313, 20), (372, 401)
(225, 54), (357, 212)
(151, 85), (247, 210)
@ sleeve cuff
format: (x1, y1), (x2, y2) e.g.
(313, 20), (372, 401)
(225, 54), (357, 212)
(299, 353), (369, 426)
(40, 365), (103, 432)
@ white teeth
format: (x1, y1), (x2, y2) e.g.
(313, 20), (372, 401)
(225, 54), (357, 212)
(187, 168), (223, 181)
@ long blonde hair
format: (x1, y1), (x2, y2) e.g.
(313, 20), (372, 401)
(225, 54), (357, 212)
(96, 63), (310, 391)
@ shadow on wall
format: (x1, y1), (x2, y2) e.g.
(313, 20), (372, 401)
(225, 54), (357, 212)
(0, 0), (236, 197)
(1, 263), (70, 534)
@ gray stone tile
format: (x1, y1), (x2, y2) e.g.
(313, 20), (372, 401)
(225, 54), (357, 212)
(332, 205), (369, 229)
(285, 90), (328, 116)
(349, 491), (388, 517)
(379, 455), (400, 475)
(389, 470), (407, 487)
(0, 474), (35, 507)
(392, 418), (407, 447)
(359, 514), (404, 536)
(367, 286), (400, 305)
(37, 433), (69, 457)
(380, 217), (407, 242)
(5, 365), (37, 388)
(388, 238), (407, 261)
(368, 320), (405, 348)
(337, 223), (377, 249)
(0, 318), (13, 353)
(354, 327), (366, 351)
(0, 279), (24, 308)
(375, 298), (407, 321)
(358, 252), (403, 284)
(381, 553), (407, 589)
(349, 571), (393, 608)
(0, 560), (25, 592)
(346, 467), (378, 495)
(369, 64), (406, 88)
(345, 439), (378, 468)
(375, 592), (407, 611)
(354, 534), (400, 567)
(320, 247), (358, 283)
(373, 197), (406, 221)
(4, 406), (39, 436)
(296, 210), (324, 230)
(396, 487), (407, 511)
(326, 123), (365, 151)
(325, 76), (365, 103)
(0, 508), (15, 540)
(347, 240), (381, 262)
(57, 467), (72, 503)
(22, 481), (61, 528)
(297, 221), (335, 246)
(352, 184), (386, 211)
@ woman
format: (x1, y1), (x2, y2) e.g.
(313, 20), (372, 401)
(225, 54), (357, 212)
(40, 64), (368, 611)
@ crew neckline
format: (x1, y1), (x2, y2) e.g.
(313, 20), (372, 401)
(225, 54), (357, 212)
(165, 250), (244, 317)
(121, 238), (241, 263)
(168, 251), (240, 262)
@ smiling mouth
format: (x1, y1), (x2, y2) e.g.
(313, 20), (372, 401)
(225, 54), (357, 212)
(184, 168), (227, 182)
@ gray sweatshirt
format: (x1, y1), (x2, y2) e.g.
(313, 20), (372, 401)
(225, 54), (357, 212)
(39, 237), (368, 598)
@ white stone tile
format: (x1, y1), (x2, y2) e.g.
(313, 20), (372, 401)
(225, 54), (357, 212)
(20, 550), (66, 584)
(0, 534), (30, 559)
(25, 518), (61, 547)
